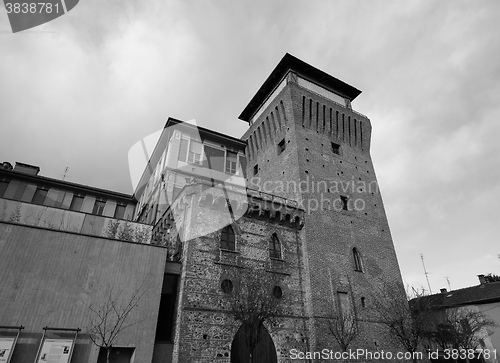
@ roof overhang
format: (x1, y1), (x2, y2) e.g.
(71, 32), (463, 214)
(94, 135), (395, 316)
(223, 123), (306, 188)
(239, 53), (362, 122)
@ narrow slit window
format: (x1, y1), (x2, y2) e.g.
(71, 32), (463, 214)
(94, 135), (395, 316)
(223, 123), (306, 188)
(277, 139), (286, 155)
(353, 248), (363, 272)
(340, 195), (349, 211)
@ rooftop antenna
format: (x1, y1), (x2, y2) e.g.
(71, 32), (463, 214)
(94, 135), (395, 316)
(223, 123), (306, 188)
(445, 276), (451, 291)
(420, 253), (433, 294)
(62, 166), (69, 181)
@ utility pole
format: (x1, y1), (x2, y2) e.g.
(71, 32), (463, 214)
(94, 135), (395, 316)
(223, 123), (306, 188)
(420, 254), (432, 294)
(62, 167), (69, 181)
(445, 276), (451, 291)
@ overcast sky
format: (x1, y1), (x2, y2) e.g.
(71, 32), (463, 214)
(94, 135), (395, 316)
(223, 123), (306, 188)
(1, 0), (499, 292)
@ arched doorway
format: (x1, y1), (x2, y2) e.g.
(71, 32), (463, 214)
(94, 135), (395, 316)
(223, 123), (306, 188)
(230, 323), (277, 363)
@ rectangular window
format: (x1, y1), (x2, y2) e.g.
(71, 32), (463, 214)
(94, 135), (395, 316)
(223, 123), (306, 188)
(0, 180), (9, 198)
(53, 191), (66, 208)
(97, 347), (135, 363)
(277, 139), (286, 155)
(188, 140), (203, 164)
(12, 181), (27, 201)
(114, 204), (126, 219)
(253, 164), (258, 176)
(331, 142), (341, 155)
(32, 188), (48, 205)
(203, 145), (225, 172)
(225, 151), (238, 174)
(92, 200), (106, 215)
(69, 195), (84, 211)
(45, 189), (65, 208)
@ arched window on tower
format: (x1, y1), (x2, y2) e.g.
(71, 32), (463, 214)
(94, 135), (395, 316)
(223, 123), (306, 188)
(269, 233), (282, 260)
(353, 247), (363, 272)
(220, 225), (236, 251)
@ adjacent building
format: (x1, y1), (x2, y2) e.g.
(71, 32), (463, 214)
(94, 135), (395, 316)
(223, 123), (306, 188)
(415, 275), (500, 363)
(0, 162), (161, 363)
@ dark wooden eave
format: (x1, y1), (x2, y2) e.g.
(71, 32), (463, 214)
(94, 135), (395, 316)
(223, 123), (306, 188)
(239, 53), (362, 122)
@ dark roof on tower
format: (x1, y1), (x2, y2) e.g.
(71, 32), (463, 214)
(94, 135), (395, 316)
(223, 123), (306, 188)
(239, 53), (362, 122)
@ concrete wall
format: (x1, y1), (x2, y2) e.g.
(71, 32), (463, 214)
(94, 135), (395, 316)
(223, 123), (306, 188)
(0, 223), (167, 363)
(0, 198), (152, 244)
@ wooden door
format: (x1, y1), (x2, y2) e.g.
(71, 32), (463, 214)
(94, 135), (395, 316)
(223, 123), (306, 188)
(230, 324), (277, 363)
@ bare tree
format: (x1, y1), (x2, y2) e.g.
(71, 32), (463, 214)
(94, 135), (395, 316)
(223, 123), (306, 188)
(483, 274), (500, 283)
(327, 310), (359, 352)
(428, 307), (496, 351)
(86, 281), (150, 363)
(224, 268), (283, 363)
(371, 284), (431, 363)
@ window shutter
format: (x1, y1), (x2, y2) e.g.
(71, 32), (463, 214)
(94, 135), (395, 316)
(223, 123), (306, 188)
(179, 138), (189, 162)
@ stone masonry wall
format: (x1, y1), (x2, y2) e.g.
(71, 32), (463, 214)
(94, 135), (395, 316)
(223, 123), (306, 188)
(167, 185), (312, 362)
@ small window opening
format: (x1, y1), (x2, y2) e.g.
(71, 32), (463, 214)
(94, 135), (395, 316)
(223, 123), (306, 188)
(340, 196), (349, 211)
(277, 139), (286, 155)
(92, 200), (106, 215)
(331, 142), (341, 155)
(273, 286), (283, 299)
(221, 279), (233, 294)
(253, 164), (258, 175)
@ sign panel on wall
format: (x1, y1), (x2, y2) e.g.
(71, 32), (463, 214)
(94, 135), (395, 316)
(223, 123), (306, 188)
(36, 339), (74, 363)
(0, 338), (16, 363)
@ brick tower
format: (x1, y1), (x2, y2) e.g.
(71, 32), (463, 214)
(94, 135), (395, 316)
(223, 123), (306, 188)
(239, 54), (405, 352)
